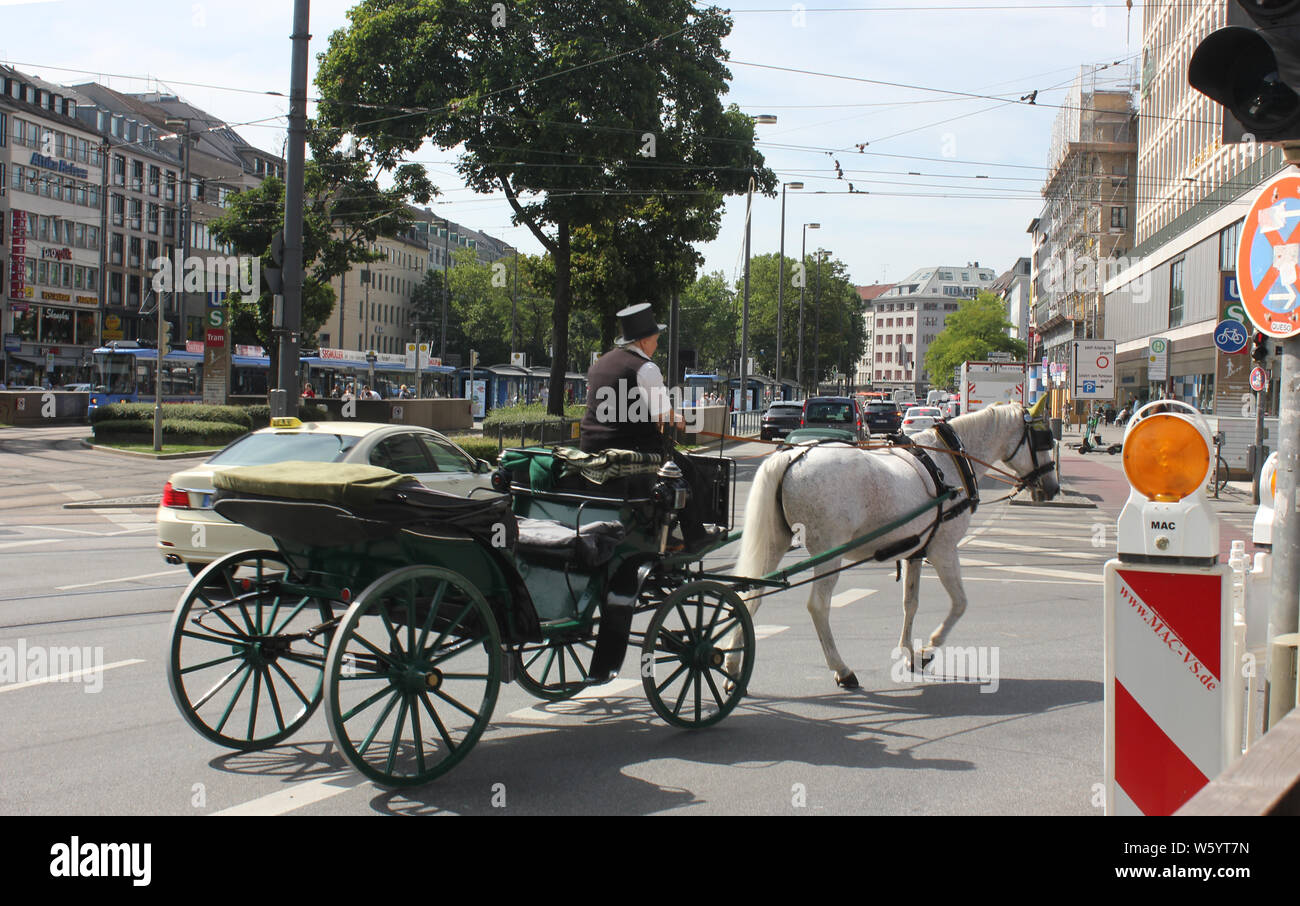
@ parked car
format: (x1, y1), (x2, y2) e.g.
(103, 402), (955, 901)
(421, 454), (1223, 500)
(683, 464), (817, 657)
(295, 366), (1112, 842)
(761, 401), (804, 440)
(157, 419), (496, 575)
(800, 396), (867, 442)
(863, 400), (903, 435)
(901, 406), (945, 435)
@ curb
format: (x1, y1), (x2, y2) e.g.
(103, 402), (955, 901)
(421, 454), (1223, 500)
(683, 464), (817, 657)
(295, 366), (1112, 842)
(80, 440), (221, 460)
(1008, 487), (1098, 509)
(63, 496), (161, 509)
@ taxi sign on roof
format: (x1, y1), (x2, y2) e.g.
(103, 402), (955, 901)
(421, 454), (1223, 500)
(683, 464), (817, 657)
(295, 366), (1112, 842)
(1237, 170), (1300, 338)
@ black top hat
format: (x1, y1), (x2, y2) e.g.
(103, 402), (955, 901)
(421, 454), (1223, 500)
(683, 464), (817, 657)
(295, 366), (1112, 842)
(615, 303), (666, 345)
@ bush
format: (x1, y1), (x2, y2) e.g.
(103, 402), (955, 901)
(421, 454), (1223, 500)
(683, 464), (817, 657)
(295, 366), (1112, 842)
(88, 402), (251, 429)
(445, 435), (502, 465)
(93, 416), (247, 445)
(482, 402), (583, 442)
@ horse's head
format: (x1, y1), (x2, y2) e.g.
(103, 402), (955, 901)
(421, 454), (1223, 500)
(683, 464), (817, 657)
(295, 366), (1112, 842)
(998, 398), (1060, 502)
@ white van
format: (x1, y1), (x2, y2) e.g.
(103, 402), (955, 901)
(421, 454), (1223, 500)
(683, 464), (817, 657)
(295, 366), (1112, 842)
(893, 389), (917, 407)
(926, 390), (950, 407)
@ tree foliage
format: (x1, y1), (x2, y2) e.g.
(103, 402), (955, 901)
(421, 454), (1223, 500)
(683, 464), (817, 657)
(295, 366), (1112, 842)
(924, 291), (1028, 389)
(316, 0), (774, 412)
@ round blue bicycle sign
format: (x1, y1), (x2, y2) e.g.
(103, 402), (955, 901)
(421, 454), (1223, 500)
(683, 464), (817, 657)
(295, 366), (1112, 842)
(1214, 319), (1249, 354)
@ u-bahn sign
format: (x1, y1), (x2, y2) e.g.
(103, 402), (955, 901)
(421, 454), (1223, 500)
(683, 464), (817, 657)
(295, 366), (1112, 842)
(1237, 170), (1300, 338)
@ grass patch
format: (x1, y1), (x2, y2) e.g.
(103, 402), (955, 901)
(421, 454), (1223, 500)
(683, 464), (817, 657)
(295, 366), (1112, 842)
(94, 441), (221, 455)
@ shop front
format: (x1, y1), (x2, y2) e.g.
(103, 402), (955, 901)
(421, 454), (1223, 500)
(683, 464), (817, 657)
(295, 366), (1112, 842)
(4, 296), (99, 387)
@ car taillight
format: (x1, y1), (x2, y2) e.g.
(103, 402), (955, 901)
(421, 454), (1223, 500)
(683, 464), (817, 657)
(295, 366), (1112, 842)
(903, 419), (914, 425)
(161, 481), (190, 509)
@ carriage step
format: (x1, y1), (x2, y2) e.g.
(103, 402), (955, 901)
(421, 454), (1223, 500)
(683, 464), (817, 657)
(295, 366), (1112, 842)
(539, 618), (582, 631)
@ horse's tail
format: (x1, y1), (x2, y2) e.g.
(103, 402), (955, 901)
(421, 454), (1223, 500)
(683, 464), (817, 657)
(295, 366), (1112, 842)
(735, 448), (798, 595)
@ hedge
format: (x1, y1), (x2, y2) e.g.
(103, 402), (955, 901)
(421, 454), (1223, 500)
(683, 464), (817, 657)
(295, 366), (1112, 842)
(89, 402), (252, 429)
(445, 435), (502, 465)
(482, 402), (583, 441)
(245, 403), (331, 429)
(93, 417), (247, 445)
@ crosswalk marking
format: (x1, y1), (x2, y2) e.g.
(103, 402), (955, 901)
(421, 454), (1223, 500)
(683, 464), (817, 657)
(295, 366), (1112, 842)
(831, 588), (877, 609)
(506, 677), (642, 721)
(212, 772), (366, 816)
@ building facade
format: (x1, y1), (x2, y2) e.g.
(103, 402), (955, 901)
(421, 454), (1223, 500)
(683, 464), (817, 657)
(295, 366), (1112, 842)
(868, 263), (996, 395)
(1102, 0), (1285, 422)
(2, 67), (105, 386)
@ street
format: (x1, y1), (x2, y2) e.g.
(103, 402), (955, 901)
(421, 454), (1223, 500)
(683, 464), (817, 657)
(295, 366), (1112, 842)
(0, 424), (1263, 815)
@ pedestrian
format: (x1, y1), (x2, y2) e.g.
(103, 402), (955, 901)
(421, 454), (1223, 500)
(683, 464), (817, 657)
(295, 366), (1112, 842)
(301, 382), (316, 399)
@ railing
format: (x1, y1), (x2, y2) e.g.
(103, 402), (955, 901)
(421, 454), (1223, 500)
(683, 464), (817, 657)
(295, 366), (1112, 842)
(729, 410), (762, 437)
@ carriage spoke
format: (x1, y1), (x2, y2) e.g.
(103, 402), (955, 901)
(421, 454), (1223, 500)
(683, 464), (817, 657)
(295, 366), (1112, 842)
(673, 604), (698, 643)
(181, 628), (246, 647)
(409, 693), (426, 776)
(347, 629), (399, 667)
(417, 690), (456, 752)
(191, 662), (246, 710)
(270, 596), (316, 636)
(269, 661), (313, 707)
(386, 696), (410, 776)
(672, 670), (693, 717)
(429, 634), (489, 667)
(180, 651), (245, 675)
(341, 684), (397, 723)
(358, 690), (402, 757)
(702, 668), (726, 712)
(432, 688), (480, 722)
(194, 592), (249, 637)
(429, 600), (475, 654)
(537, 648), (557, 685)
(415, 580), (448, 652)
(246, 667), (262, 739)
(213, 665), (254, 734)
(656, 662), (688, 695)
(261, 666), (287, 732)
(379, 598), (404, 657)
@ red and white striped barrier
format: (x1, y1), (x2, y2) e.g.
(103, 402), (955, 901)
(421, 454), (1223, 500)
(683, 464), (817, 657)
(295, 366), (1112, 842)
(1104, 562), (1233, 815)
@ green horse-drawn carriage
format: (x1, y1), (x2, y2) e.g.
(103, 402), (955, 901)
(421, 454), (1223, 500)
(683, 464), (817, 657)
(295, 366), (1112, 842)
(166, 447), (751, 787)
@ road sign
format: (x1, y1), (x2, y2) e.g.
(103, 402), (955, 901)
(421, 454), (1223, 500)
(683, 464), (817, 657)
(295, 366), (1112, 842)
(1250, 365), (1268, 392)
(1236, 170), (1300, 338)
(1147, 337), (1169, 382)
(1072, 339), (1115, 400)
(206, 307), (227, 328)
(1213, 319), (1249, 354)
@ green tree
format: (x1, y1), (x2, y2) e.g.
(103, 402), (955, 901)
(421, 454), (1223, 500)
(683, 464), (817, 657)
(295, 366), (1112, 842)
(679, 271), (736, 373)
(316, 0), (774, 413)
(208, 128), (433, 382)
(924, 291), (1028, 389)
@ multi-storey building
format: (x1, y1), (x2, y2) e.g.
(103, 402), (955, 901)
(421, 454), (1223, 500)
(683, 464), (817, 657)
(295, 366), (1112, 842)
(1032, 64), (1138, 404)
(853, 282), (892, 388)
(1103, 0), (1285, 424)
(992, 257), (1033, 342)
(1, 67), (105, 387)
(868, 264), (996, 396)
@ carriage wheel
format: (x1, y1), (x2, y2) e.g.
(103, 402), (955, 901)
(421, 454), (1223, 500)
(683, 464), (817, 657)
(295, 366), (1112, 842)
(167, 549), (335, 750)
(641, 581), (754, 730)
(512, 627), (598, 702)
(324, 566), (500, 787)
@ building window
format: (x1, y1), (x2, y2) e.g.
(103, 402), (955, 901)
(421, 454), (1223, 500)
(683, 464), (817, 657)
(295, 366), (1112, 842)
(1169, 258), (1185, 328)
(1111, 206), (1128, 229)
(1220, 220), (1242, 272)
(112, 155), (125, 186)
(131, 160), (143, 191)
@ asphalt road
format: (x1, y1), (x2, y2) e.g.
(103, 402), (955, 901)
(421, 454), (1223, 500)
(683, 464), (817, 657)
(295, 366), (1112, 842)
(0, 424), (1261, 815)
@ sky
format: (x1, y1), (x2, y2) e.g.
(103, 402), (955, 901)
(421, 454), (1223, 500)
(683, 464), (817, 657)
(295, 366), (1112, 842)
(0, 0), (1143, 289)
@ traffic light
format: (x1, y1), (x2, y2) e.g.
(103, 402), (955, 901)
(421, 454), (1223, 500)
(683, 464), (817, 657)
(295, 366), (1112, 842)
(1189, 1), (1300, 143)
(162, 320), (173, 353)
(1253, 330), (1270, 364)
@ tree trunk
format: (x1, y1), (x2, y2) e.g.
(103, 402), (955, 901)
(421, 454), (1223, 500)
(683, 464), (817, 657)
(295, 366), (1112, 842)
(547, 221), (571, 417)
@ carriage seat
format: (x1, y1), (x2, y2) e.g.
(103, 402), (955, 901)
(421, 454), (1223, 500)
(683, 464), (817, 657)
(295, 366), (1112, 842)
(499, 446), (662, 494)
(513, 517), (627, 570)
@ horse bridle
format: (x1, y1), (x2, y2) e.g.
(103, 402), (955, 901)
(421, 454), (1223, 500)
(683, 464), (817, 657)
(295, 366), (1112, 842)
(1006, 418), (1057, 492)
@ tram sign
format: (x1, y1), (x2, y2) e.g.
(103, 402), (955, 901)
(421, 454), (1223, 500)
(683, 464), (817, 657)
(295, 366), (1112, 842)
(1236, 170), (1300, 338)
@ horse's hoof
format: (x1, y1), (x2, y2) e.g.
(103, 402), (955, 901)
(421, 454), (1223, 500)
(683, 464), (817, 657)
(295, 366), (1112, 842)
(837, 672), (859, 688)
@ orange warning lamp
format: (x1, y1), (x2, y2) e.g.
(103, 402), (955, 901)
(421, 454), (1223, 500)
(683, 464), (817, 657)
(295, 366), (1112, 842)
(1122, 413), (1211, 502)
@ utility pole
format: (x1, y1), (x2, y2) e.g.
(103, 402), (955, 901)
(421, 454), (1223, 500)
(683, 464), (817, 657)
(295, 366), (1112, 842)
(1268, 335), (1299, 725)
(276, 0), (310, 416)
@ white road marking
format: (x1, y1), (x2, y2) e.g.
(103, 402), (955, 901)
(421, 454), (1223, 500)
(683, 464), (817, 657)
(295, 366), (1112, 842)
(921, 574), (1095, 585)
(60, 490), (100, 501)
(211, 772), (368, 816)
(754, 624), (789, 640)
(993, 565), (1103, 583)
(56, 569), (187, 590)
(0, 539), (61, 550)
(831, 588), (877, 609)
(0, 658), (145, 694)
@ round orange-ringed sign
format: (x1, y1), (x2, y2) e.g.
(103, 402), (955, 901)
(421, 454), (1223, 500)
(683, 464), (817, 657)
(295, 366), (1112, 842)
(1237, 171), (1300, 339)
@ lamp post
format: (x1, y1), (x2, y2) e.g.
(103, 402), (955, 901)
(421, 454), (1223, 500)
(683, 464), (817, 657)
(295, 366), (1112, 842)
(798, 223), (820, 395)
(157, 118), (192, 451)
(814, 248), (827, 396)
(738, 114), (776, 413)
(776, 181), (803, 396)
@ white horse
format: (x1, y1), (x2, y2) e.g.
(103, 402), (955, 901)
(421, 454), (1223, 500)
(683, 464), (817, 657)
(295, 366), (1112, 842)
(729, 400), (1059, 688)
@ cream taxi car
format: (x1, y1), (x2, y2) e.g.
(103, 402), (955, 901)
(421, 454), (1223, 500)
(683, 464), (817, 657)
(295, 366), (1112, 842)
(157, 418), (495, 574)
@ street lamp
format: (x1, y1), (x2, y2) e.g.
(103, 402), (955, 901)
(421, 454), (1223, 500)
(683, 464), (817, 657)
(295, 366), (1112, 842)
(798, 223), (820, 394)
(776, 181), (803, 396)
(814, 248), (828, 396)
(156, 118), (193, 452)
(738, 114), (776, 413)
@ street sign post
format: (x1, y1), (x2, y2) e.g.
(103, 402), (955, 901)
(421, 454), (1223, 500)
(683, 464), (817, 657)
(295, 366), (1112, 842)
(1071, 339), (1115, 400)
(1147, 337), (1169, 384)
(1237, 170), (1300, 727)
(1214, 319), (1250, 354)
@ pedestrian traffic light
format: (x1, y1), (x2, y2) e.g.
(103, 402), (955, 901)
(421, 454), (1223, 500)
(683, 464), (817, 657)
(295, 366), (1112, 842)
(1253, 330), (1270, 363)
(1188, 1), (1300, 143)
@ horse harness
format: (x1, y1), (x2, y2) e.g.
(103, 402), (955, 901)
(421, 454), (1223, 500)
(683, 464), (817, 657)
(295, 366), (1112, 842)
(774, 422), (980, 568)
